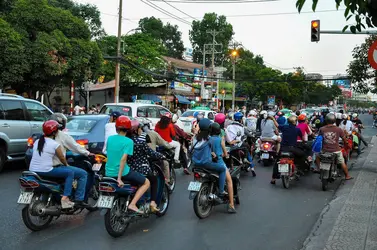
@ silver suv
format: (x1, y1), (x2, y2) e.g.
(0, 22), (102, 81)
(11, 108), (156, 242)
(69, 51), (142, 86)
(0, 94), (53, 172)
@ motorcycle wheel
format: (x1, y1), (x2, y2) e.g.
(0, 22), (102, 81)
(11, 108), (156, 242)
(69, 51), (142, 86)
(86, 183), (99, 212)
(169, 168), (176, 194)
(235, 180), (241, 205)
(156, 184), (170, 217)
(282, 175), (290, 189)
(104, 197), (130, 238)
(263, 159), (270, 167)
(22, 205), (53, 231)
(193, 183), (213, 219)
(321, 179), (328, 191)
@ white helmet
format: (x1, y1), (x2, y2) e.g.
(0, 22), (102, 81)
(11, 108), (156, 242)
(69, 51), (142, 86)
(172, 114), (179, 123)
(267, 111), (275, 117)
(260, 110), (267, 115)
(342, 114), (348, 120)
(352, 113), (358, 118)
(249, 110), (257, 116)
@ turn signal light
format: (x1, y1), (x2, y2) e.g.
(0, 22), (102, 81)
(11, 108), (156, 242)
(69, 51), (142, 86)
(27, 137), (34, 147)
(263, 144), (270, 149)
(76, 139), (89, 149)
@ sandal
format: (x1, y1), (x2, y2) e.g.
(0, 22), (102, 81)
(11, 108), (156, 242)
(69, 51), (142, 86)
(227, 205), (236, 214)
(150, 205), (160, 213)
(61, 199), (75, 209)
(128, 206), (144, 214)
(345, 177), (354, 181)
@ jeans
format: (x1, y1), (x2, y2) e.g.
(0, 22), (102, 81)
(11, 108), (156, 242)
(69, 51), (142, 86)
(169, 140), (181, 161)
(37, 167), (74, 197)
(203, 160), (227, 194)
(67, 166), (88, 201)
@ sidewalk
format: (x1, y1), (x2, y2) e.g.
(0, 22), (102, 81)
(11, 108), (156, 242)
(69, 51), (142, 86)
(302, 136), (377, 250)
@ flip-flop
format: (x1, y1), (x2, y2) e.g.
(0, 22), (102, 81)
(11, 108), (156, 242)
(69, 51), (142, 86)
(128, 207), (144, 214)
(345, 177), (354, 181)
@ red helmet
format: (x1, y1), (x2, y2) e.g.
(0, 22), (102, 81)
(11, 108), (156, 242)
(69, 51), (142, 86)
(43, 120), (60, 136)
(214, 113), (226, 125)
(163, 113), (172, 119)
(115, 116), (131, 130)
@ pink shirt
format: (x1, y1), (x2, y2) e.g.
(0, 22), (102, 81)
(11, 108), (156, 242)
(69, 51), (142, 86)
(296, 123), (311, 141)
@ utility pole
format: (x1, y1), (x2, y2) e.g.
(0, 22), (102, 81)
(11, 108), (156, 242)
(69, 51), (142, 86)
(114, 0), (123, 103)
(229, 41), (241, 110)
(206, 30), (222, 109)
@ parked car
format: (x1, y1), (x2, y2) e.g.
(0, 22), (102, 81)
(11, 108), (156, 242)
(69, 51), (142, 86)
(0, 94), (53, 172)
(179, 109), (217, 133)
(100, 102), (171, 129)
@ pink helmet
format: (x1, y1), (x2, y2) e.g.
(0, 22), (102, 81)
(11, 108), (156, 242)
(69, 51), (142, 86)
(214, 113), (226, 125)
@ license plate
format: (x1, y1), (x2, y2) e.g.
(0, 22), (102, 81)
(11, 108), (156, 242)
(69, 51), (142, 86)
(278, 164), (289, 173)
(97, 195), (114, 208)
(261, 153), (269, 159)
(17, 191), (34, 204)
(187, 181), (202, 191)
(92, 163), (102, 171)
(184, 122), (191, 128)
(320, 163), (331, 170)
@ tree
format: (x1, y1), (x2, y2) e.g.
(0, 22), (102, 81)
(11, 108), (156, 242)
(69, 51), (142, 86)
(2, 0), (103, 98)
(97, 33), (166, 86)
(139, 17), (184, 59)
(190, 13), (234, 66)
(0, 18), (29, 88)
(296, 0), (377, 32)
(347, 35), (377, 93)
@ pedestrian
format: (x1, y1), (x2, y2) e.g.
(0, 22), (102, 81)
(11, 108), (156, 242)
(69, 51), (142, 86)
(176, 106), (182, 117)
(74, 102), (81, 116)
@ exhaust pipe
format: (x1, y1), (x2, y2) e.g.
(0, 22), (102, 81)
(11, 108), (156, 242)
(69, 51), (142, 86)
(38, 206), (61, 216)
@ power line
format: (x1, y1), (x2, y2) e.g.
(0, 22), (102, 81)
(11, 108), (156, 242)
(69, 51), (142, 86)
(150, 0), (278, 3)
(160, 0), (199, 21)
(140, 0), (191, 25)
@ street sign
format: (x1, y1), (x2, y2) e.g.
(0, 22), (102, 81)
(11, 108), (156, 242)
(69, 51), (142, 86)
(267, 95), (275, 105)
(368, 40), (377, 69)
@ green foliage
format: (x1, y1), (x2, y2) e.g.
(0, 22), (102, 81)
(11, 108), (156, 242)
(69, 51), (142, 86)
(189, 13), (234, 65)
(296, 0), (377, 32)
(97, 33), (166, 86)
(347, 35), (377, 94)
(139, 17), (184, 59)
(0, 17), (29, 87)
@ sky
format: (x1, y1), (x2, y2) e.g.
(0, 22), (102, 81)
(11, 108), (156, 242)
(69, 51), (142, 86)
(74, 0), (368, 76)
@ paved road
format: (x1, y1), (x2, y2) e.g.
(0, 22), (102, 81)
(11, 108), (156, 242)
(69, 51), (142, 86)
(0, 114), (375, 250)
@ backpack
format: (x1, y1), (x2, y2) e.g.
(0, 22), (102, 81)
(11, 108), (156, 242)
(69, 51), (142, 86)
(191, 139), (213, 166)
(312, 135), (323, 153)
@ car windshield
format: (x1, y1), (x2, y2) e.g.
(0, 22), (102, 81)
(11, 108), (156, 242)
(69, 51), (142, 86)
(182, 111), (196, 117)
(66, 118), (98, 133)
(99, 105), (132, 116)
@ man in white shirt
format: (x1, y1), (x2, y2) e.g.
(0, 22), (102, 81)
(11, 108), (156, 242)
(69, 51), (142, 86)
(339, 114), (353, 135)
(103, 111), (121, 154)
(74, 102), (82, 116)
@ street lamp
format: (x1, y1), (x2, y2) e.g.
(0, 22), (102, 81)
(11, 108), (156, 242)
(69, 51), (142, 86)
(221, 89), (226, 113)
(230, 49), (238, 110)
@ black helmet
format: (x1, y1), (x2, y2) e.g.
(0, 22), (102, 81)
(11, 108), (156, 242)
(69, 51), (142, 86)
(325, 113), (336, 125)
(199, 118), (212, 131)
(209, 122), (221, 136)
(110, 111), (121, 119)
(49, 113), (67, 130)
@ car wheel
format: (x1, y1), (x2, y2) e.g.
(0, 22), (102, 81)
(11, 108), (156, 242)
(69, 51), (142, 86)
(0, 147), (6, 172)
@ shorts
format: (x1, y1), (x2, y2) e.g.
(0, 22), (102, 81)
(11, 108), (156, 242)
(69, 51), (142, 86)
(111, 170), (146, 186)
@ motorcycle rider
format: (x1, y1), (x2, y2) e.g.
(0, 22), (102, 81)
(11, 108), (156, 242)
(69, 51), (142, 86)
(103, 111), (121, 154)
(276, 111), (287, 126)
(192, 118), (236, 213)
(226, 112), (256, 176)
(352, 113), (368, 147)
(192, 111), (204, 134)
(315, 113), (353, 180)
(155, 113), (181, 164)
(214, 113), (229, 159)
(339, 114), (353, 136)
(49, 113), (92, 206)
(106, 116), (150, 214)
(29, 120), (75, 208)
(270, 116), (305, 185)
(172, 114), (191, 175)
(224, 112), (234, 129)
(245, 110), (258, 132)
(257, 110), (267, 132)
(260, 113), (281, 152)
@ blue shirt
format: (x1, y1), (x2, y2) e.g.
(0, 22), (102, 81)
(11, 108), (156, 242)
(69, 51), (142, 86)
(105, 135), (134, 177)
(279, 124), (302, 147)
(209, 136), (223, 157)
(277, 116), (287, 126)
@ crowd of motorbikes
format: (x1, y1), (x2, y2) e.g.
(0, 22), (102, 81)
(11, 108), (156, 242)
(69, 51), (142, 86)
(16, 110), (366, 237)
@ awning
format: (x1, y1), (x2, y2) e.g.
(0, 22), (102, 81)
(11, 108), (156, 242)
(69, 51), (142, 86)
(87, 80), (115, 91)
(175, 95), (190, 104)
(141, 94), (162, 103)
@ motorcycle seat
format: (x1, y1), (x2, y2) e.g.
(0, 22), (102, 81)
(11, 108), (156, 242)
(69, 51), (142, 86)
(280, 152), (294, 158)
(101, 177), (133, 185)
(261, 139), (276, 143)
(21, 171), (65, 184)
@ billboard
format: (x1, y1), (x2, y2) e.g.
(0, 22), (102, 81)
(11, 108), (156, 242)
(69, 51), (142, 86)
(333, 78), (352, 98)
(183, 48), (193, 62)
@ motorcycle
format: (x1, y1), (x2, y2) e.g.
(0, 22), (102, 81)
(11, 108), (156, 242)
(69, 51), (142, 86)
(17, 154), (104, 231)
(98, 164), (169, 238)
(155, 147), (177, 193)
(277, 152), (297, 189)
(224, 138), (252, 174)
(259, 138), (277, 166)
(188, 164), (241, 219)
(318, 152), (339, 191)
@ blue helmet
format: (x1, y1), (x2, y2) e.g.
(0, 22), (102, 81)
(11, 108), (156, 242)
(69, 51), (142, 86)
(199, 118), (212, 131)
(193, 111), (204, 121)
(234, 112), (243, 121)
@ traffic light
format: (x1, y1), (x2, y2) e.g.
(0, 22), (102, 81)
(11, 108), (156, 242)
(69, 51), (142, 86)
(311, 20), (320, 42)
